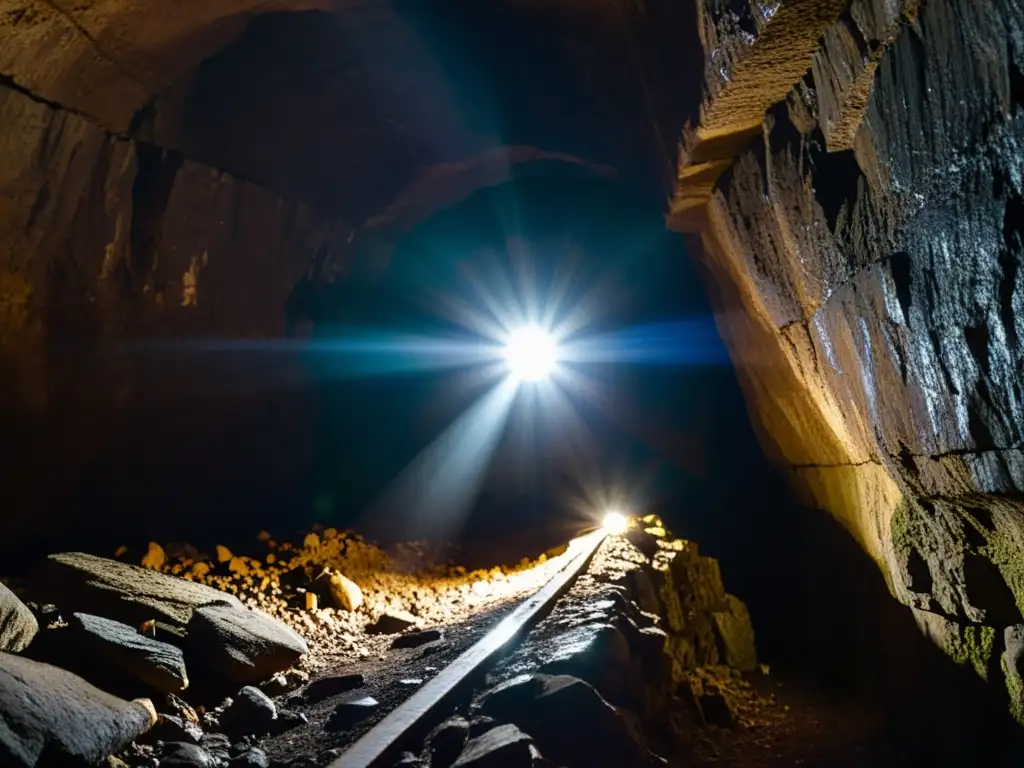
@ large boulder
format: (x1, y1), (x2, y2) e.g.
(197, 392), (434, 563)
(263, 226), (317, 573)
(0, 651), (156, 767)
(30, 552), (241, 628)
(478, 674), (653, 767)
(71, 612), (189, 693)
(186, 604), (308, 683)
(0, 582), (37, 652)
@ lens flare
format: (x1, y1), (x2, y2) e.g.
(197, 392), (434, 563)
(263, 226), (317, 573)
(503, 325), (558, 382)
(602, 510), (629, 535)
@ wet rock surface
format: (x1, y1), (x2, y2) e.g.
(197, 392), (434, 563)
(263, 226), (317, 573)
(0, 581), (37, 653)
(71, 612), (189, 693)
(670, 0), (1024, 733)
(0, 652), (156, 767)
(186, 603), (308, 684)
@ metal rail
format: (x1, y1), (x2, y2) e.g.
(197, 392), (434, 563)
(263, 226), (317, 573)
(331, 528), (608, 768)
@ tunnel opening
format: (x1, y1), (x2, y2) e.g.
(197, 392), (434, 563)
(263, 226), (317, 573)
(2, 0), (1024, 764)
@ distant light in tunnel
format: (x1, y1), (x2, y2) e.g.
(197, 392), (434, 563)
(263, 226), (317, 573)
(503, 325), (559, 382)
(602, 510), (629, 535)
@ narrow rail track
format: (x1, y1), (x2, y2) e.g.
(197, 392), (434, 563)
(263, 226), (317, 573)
(330, 527), (608, 768)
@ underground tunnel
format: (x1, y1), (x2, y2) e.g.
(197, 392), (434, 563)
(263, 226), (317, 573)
(1, 0), (1024, 766)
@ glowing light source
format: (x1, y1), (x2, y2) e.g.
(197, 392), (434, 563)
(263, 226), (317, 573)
(602, 510), (629, 535)
(503, 325), (558, 382)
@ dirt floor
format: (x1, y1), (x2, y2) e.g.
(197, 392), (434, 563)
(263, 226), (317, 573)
(681, 672), (906, 767)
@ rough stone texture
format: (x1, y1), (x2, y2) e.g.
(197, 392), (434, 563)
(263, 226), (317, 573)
(811, 0), (920, 151)
(712, 594), (758, 672)
(186, 603), (308, 683)
(0, 81), (346, 553)
(0, 651), (156, 766)
(31, 552), (241, 627)
(0, 0), (331, 130)
(218, 686), (278, 739)
(688, 0), (1024, 723)
(451, 723), (536, 768)
(478, 673), (651, 767)
(670, 0), (849, 229)
(0, 581), (37, 652)
(71, 611), (189, 693)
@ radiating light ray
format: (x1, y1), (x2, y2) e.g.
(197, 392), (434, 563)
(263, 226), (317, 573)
(559, 320), (728, 365)
(362, 376), (520, 540)
(134, 333), (503, 378)
(430, 288), (509, 343)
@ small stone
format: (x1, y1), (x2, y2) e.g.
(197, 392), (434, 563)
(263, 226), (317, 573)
(230, 746), (270, 767)
(391, 628), (443, 649)
(367, 609), (417, 635)
(301, 673), (364, 702)
(261, 667), (309, 696)
(270, 708), (308, 734)
(328, 572), (363, 612)
(452, 724), (535, 767)
(326, 695), (379, 731)
(141, 542), (167, 571)
(160, 741), (218, 767)
(216, 546), (234, 563)
(305, 592), (318, 612)
(148, 713), (203, 744)
(192, 562), (211, 580)
(219, 686), (277, 739)
(399, 678), (423, 687)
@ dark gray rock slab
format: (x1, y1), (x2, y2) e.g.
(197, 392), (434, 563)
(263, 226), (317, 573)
(219, 685), (278, 739)
(326, 695), (379, 731)
(367, 609), (417, 634)
(0, 651), (156, 767)
(300, 672), (364, 702)
(30, 552), (241, 628)
(391, 627), (443, 649)
(186, 603), (308, 683)
(0, 582), (37, 653)
(479, 673), (651, 767)
(537, 623), (635, 706)
(71, 611), (189, 692)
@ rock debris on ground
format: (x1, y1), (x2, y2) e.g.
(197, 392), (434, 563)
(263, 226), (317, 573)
(0, 517), (903, 767)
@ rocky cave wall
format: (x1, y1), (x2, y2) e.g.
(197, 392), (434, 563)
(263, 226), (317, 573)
(0, 79), (351, 549)
(673, 0), (1024, 723)
(0, 0), (693, 554)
